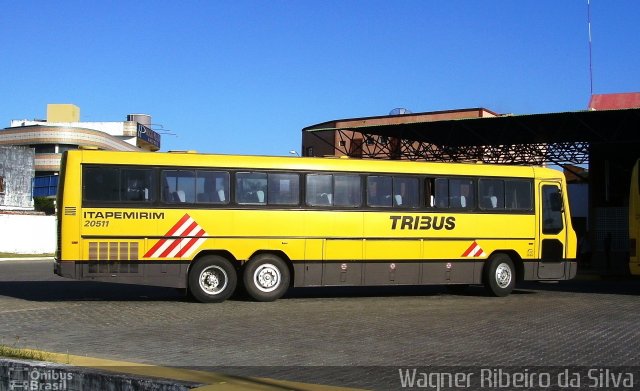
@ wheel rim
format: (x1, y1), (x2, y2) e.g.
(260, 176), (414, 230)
(253, 263), (281, 293)
(495, 262), (512, 289)
(199, 265), (228, 295)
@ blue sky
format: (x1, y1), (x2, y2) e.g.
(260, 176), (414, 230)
(2, 1), (639, 155)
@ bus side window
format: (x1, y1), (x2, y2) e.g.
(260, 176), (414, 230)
(84, 166), (154, 203)
(394, 177), (419, 208)
(367, 176), (392, 207)
(449, 178), (474, 209)
(306, 174), (333, 206)
(334, 174), (361, 207)
(236, 172), (267, 205)
(83, 166), (119, 202)
(162, 170), (196, 203)
(479, 179), (505, 210)
(122, 169), (154, 202)
(196, 171), (229, 204)
(506, 180), (532, 210)
(434, 178), (449, 208)
(268, 173), (299, 205)
(425, 178), (434, 207)
(197, 179), (218, 203)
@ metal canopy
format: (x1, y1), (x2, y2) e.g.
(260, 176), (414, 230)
(303, 108), (640, 166)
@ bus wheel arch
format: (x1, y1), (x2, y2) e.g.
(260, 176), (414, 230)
(186, 250), (238, 287)
(247, 250), (295, 287)
(187, 252), (238, 303)
(483, 252), (517, 297)
(243, 251), (292, 302)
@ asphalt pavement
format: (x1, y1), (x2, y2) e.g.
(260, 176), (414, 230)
(0, 259), (639, 390)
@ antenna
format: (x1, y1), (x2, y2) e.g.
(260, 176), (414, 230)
(587, 0), (594, 95)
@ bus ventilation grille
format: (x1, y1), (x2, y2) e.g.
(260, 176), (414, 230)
(87, 242), (139, 274)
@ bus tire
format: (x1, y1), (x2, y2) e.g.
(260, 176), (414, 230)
(188, 255), (237, 303)
(243, 254), (290, 302)
(483, 253), (515, 297)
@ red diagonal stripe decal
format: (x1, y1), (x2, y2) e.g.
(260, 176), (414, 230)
(175, 228), (206, 258)
(461, 241), (478, 257)
(159, 221), (198, 257)
(143, 213), (191, 258)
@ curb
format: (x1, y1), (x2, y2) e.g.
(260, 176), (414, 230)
(0, 257), (53, 262)
(1, 350), (365, 391)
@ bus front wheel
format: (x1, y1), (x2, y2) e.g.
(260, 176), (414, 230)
(483, 254), (515, 297)
(189, 255), (237, 303)
(243, 254), (290, 302)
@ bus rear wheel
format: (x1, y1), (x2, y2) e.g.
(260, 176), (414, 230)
(484, 253), (515, 297)
(243, 254), (290, 302)
(189, 255), (237, 303)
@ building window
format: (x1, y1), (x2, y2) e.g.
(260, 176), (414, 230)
(57, 144), (78, 154)
(32, 144), (56, 153)
(0, 176), (4, 194)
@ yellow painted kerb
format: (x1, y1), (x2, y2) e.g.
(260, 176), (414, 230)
(8, 348), (366, 391)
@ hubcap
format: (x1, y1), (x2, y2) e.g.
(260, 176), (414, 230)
(495, 262), (512, 289)
(254, 263), (281, 293)
(199, 265), (228, 295)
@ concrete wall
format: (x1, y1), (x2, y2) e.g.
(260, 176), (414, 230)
(0, 146), (34, 210)
(0, 214), (56, 254)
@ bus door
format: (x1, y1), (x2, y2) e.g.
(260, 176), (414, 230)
(538, 182), (567, 279)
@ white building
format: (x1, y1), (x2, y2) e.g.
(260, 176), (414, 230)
(1, 104), (160, 176)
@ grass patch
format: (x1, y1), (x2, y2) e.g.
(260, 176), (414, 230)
(0, 253), (54, 258)
(0, 344), (52, 361)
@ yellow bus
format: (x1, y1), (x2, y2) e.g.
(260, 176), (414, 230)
(629, 160), (640, 275)
(55, 150), (577, 302)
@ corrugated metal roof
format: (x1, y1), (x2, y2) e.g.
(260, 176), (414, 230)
(589, 93), (640, 110)
(303, 108), (640, 146)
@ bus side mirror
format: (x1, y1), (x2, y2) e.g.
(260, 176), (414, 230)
(550, 192), (563, 212)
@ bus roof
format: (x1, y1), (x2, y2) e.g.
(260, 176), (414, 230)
(67, 150), (564, 179)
